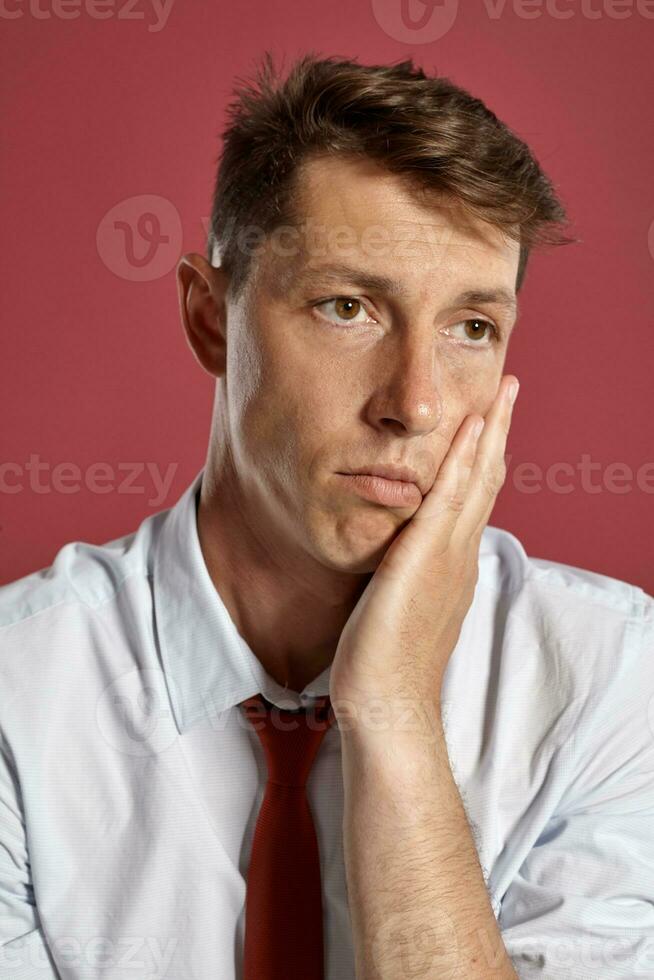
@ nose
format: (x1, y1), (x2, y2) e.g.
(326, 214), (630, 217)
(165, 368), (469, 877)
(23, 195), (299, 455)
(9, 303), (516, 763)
(364, 329), (443, 437)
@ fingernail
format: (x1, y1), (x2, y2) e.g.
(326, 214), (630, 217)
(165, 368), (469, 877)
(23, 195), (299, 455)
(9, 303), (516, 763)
(507, 381), (520, 406)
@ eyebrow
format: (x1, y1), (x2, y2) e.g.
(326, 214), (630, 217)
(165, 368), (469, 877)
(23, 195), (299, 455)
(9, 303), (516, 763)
(292, 262), (519, 316)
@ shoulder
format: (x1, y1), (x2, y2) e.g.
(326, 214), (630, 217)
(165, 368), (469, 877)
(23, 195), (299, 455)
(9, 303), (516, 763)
(480, 522), (650, 613)
(469, 527), (654, 800)
(478, 524), (652, 683)
(0, 509), (166, 690)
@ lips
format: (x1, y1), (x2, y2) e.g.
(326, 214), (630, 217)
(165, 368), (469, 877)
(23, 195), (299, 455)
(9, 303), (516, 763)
(341, 464), (426, 496)
(336, 471), (424, 508)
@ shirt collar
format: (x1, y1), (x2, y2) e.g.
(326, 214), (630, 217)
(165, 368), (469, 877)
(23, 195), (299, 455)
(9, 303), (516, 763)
(152, 467), (331, 734)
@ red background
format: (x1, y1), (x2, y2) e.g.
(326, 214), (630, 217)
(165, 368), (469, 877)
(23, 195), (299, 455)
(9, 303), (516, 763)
(1, 0), (652, 593)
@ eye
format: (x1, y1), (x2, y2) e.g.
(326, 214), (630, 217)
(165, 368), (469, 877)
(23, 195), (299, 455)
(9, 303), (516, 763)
(311, 296), (377, 328)
(446, 318), (499, 347)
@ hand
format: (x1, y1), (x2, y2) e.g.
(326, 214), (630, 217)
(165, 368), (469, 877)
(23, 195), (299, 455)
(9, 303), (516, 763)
(329, 375), (519, 731)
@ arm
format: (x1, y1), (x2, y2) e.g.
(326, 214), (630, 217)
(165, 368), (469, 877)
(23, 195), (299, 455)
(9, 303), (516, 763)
(329, 375), (520, 977)
(340, 705), (518, 980)
(496, 587), (654, 978)
(0, 729), (60, 979)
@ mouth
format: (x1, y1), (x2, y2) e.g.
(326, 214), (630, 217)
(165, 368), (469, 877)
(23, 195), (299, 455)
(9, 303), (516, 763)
(335, 472), (423, 508)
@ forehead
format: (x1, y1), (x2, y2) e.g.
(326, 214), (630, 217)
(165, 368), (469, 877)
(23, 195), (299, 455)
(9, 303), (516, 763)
(261, 154), (520, 298)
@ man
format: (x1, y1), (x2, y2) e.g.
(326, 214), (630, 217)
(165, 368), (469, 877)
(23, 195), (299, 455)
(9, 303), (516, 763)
(1, 52), (652, 980)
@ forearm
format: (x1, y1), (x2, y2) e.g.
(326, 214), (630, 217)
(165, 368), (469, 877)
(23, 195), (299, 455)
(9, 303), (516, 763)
(339, 703), (518, 980)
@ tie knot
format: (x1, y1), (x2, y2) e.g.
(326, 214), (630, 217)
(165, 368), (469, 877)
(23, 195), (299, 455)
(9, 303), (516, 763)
(240, 694), (334, 788)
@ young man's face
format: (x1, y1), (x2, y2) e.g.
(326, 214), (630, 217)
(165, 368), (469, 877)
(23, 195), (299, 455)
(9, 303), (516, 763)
(216, 154), (520, 573)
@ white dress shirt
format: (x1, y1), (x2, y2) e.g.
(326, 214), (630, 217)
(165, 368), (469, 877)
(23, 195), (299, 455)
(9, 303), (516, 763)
(1, 465), (653, 979)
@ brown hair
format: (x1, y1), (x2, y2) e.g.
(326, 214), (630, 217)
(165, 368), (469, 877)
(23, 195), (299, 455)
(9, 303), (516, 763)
(207, 51), (575, 301)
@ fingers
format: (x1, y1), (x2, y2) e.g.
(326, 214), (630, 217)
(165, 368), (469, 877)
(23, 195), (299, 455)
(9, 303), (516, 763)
(410, 406), (487, 552)
(403, 374), (518, 563)
(452, 375), (519, 546)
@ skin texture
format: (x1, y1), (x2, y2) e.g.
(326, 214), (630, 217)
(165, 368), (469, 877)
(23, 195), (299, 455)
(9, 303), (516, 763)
(177, 153), (520, 696)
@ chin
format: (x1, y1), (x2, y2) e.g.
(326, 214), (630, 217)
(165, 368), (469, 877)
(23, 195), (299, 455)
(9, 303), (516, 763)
(317, 552), (382, 575)
(310, 511), (406, 573)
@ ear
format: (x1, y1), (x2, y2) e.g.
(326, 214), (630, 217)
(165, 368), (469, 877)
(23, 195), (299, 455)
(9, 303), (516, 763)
(176, 253), (230, 378)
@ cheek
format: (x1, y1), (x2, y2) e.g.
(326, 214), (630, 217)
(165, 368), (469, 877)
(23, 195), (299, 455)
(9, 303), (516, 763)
(429, 366), (501, 447)
(225, 315), (266, 420)
(227, 347), (331, 482)
(437, 339), (499, 376)
(437, 345), (501, 397)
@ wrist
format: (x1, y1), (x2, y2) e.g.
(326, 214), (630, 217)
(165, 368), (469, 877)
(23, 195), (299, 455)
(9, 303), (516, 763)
(331, 692), (444, 746)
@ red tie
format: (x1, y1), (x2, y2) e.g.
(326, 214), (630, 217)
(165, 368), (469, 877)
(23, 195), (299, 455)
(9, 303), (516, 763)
(239, 692), (335, 980)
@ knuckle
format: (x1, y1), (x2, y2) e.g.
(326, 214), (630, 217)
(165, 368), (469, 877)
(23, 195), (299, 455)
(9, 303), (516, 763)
(443, 490), (467, 513)
(481, 460), (506, 496)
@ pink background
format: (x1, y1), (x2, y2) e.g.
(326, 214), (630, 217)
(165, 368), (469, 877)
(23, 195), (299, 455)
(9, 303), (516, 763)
(1, 0), (652, 593)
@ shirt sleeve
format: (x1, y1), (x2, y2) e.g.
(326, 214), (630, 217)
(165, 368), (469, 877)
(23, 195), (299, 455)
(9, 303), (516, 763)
(0, 729), (60, 979)
(498, 588), (654, 978)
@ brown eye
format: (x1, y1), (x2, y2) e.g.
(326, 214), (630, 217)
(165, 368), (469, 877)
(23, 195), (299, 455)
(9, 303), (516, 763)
(333, 298), (361, 320)
(446, 317), (498, 347)
(464, 319), (491, 341)
(312, 297), (375, 327)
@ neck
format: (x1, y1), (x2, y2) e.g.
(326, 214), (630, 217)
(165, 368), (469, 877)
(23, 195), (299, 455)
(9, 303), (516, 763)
(195, 461), (371, 694)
